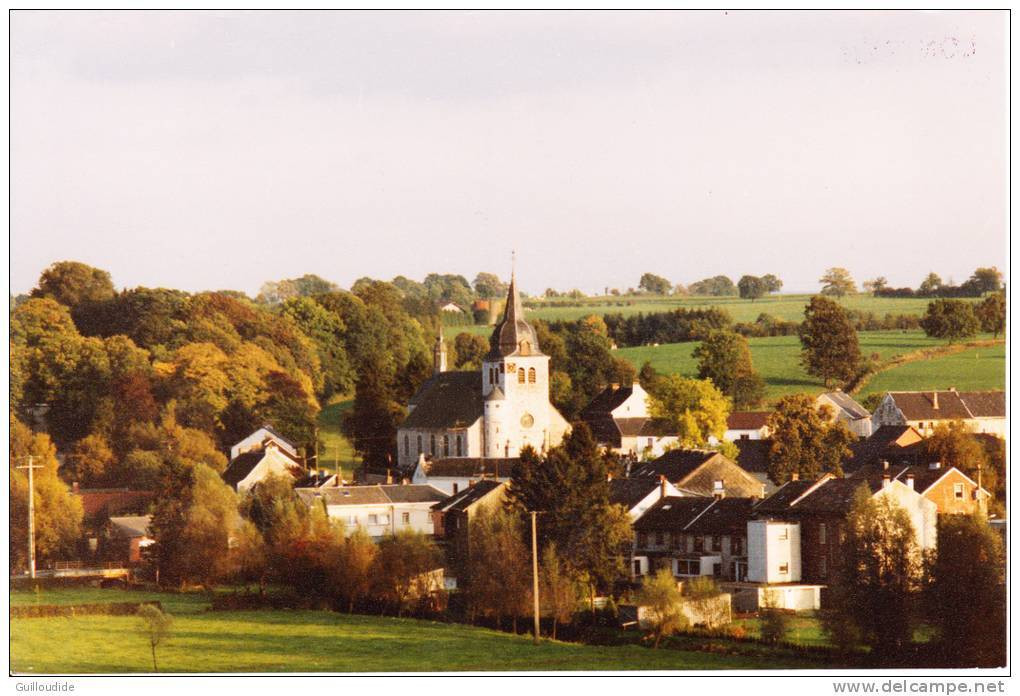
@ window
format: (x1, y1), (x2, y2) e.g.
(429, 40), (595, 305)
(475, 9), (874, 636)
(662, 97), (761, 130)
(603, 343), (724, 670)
(694, 536), (704, 552)
(819, 555), (828, 578)
(368, 514), (379, 525)
(778, 563), (789, 575)
(954, 483), (965, 500)
(778, 527), (788, 541)
(528, 367), (536, 383)
(637, 532), (648, 547)
(518, 368), (526, 384)
(402, 512), (410, 525)
(633, 559), (643, 576)
(430, 435), (436, 455)
(456, 435), (463, 457)
(500, 363), (505, 373)
(818, 523), (827, 545)
(443, 435), (450, 457)
(710, 536), (721, 552)
(740, 434), (749, 440)
(732, 537), (744, 556)
(404, 435), (409, 456)
(671, 534), (682, 550)
(675, 559), (701, 576)
(647, 438), (654, 449)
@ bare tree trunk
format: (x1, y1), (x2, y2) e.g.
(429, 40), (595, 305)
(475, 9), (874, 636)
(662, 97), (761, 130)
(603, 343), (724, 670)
(151, 642), (159, 672)
(552, 619), (557, 641)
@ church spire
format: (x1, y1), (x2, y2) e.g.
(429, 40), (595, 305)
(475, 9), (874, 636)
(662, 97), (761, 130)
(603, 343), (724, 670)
(487, 255), (542, 359)
(433, 323), (446, 374)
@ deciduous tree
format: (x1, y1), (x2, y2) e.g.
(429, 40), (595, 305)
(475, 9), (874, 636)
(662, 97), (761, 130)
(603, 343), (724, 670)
(766, 395), (855, 484)
(975, 292), (1005, 338)
(737, 275), (767, 301)
(799, 296), (862, 388)
(638, 273), (672, 295)
(636, 568), (687, 648)
(920, 299), (980, 343)
(819, 267), (857, 297)
(692, 330), (765, 409)
(646, 375), (730, 448)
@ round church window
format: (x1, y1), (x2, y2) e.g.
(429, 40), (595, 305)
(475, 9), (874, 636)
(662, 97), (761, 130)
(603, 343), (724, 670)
(520, 413), (534, 428)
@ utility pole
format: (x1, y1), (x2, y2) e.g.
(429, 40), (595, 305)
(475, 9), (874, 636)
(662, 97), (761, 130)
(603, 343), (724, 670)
(531, 510), (540, 644)
(16, 456), (43, 579)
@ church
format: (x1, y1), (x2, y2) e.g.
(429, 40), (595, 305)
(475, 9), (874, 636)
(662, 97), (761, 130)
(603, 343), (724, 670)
(396, 272), (571, 471)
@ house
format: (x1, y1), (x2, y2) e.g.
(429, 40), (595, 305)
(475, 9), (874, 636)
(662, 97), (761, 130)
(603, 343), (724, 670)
(72, 487), (155, 528)
(608, 476), (682, 520)
(105, 515), (153, 565)
(752, 473), (937, 586)
(396, 271), (570, 470)
(229, 425), (298, 461)
(292, 469), (338, 488)
(410, 455), (518, 496)
(631, 497), (716, 579)
(632, 449), (766, 499)
(844, 425), (925, 473)
(731, 439), (779, 495)
(296, 484), (448, 539)
(430, 480), (508, 586)
(816, 391), (873, 438)
(721, 411), (772, 442)
(440, 302), (465, 314)
(871, 390), (1005, 437)
(222, 441), (304, 494)
(579, 382), (681, 457)
(849, 461), (989, 516)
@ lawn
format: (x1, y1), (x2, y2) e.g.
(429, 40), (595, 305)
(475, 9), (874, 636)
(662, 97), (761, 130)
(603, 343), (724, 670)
(858, 343), (1006, 398)
(9, 588), (817, 673)
(615, 332), (1004, 403)
(316, 395), (357, 480)
(731, 615), (830, 648)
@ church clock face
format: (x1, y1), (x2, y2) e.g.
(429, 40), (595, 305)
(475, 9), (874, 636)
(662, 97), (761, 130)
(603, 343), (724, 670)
(520, 413), (534, 428)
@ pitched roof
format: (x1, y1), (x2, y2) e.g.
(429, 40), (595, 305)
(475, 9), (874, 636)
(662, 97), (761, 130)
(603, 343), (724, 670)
(422, 457), (519, 479)
(632, 450), (719, 484)
(222, 451), (264, 488)
(256, 424), (297, 450)
(580, 384), (636, 419)
(958, 391), (1005, 418)
(432, 480), (505, 513)
(633, 496), (715, 532)
(297, 484), (448, 507)
(727, 411), (772, 431)
(608, 478), (663, 510)
(845, 425), (923, 472)
(887, 391), (974, 421)
(486, 273), (543, 359)
(402, 371), (483, 430)
(787, 478), (878, 515)
(684, 498), (756, 536)
(292, 471), (337, 488)
(108, 515), (151, 538)
(584, 414), (623, 445)
(752, 479), (816, 515)
(820, 391), (871, 420)
(849, 463), (950, 496)
(733, 439), (770, 474)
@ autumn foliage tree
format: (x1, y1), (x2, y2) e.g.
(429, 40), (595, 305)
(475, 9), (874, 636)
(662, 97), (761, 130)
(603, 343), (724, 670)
(798, 296), (862, 388)
(646, 375), (731, 448)
(766, 394), (855, 484)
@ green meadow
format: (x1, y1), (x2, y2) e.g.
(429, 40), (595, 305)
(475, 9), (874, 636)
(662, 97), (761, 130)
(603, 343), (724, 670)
(9, 588), (816, 673)
(316, 395), (356, 480)
(858, 343), (1006, 398)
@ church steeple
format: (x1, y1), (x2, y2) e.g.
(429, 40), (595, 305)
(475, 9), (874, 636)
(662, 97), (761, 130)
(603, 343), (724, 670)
(487, 260), (542, 359)
(433, 324), (446, 374)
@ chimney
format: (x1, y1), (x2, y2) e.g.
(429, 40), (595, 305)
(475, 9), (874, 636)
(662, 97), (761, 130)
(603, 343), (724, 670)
(882, 474), (891, 489)
(468, 479), (476, 488)
(713, 479), (725, 500)
(401, 477), (409, 485)
(659, 474), (667, 499)
(932, 392), (939, 410)
(906, 473), (915, 490)
(882, 459), (889, 471)
(791, 472), (799, 481)
(929, 460), (942, 471)
(386, 469), (393, 485)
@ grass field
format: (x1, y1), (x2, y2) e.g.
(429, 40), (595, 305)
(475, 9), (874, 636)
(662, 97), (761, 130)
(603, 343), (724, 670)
(9, 588), (816, 673)
(616, 331), (1004, 403)
(316, 395), (357, 480)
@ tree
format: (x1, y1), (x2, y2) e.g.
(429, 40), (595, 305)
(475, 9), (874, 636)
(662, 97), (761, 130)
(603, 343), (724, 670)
(636, 568), (687, 648)
(67, 433), (116, 486)
(926, 514), (1005, 667)
(922, 422), (994, 496)
(539, 543), (578, 639)
(453, 332), (490, 369)
(337, 527), (379, 613)
(279, 296), (354, 399)
(799, 296), (862, 388)
(819, 267), (857, 297)
(638, 273), (672, 295)
(136, 604), (173, 672)
(256, 274), (338, 304)
(758, 589), (791, 644)
(31, 261), (115, 309)
(737, 275), (767, 301)
(342, 354), (405, 470)
(822, 486), (921, 656)
(918, 272), (943, 296)
(464, 507), (532, 632)
(692, 330), (765, 409)
(688, 275), (737, 297)
(646, 375), (730, 448)
(766, 395), (855, 484)
(965, 267), (1002, 295)
(761, 274), (783, 294)
(373, 529), (443, 617)
(863, 277), (889, 295)
(975, 293), (1005, 338)
(473, 272), (507, 299)
(920, 299), (980, 343)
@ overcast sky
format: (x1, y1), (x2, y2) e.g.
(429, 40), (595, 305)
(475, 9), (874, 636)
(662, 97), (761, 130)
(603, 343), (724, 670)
(11, 10), (1008, 297)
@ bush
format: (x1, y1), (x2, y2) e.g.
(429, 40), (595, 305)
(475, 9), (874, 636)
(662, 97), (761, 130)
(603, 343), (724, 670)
(11, 601), (163, 619)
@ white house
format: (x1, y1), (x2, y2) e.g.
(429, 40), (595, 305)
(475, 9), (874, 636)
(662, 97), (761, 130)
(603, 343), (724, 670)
(746, 519), (801, 584)
(816, 391), (873, 438)
(871, 390), (1005, 437)
(719, 411), (772, 442)
(396, 272), (570, 470)
(410, 455), (516, 496)
(222, 441), (303, 494)
(229, 425), (298, 462)
(580, 382), (685, 457)
(609, 476), (683, 520)
(296, 484), (448, 539)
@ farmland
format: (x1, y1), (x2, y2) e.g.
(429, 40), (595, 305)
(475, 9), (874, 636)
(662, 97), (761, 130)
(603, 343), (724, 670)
(9, 588), (817, 673)
(615, 332), (1004, 403)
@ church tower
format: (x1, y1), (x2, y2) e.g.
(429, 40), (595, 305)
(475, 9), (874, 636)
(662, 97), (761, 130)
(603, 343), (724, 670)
(433, 325), (447, 375)
(481, 269), (553, 458)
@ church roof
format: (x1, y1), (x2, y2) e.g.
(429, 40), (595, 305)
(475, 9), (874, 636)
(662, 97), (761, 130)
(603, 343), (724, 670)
(486, 273), (543, 359)
(402, 371), (484, 430)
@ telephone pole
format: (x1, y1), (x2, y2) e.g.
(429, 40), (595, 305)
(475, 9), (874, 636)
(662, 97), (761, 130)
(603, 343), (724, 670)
(16, 456), (44, 579)
(531, 510), (540, 644)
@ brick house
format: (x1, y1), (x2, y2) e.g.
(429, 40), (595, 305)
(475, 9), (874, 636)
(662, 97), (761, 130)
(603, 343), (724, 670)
(850, 462), (989, 516)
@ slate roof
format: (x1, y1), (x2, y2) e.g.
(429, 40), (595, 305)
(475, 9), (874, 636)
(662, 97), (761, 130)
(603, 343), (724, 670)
(297, 484), (448, 507)
(401, 371), (484, 430)
(849, 463), (953, 496)
(820, 391), (871, 420)
(422, 457), (519, 479)
(432, 480), (505, 513)
(108, 515), (151, 538)
(609, 478), (664, 510)
(885, 391), (1006, 421)
(580, 384), (636, 419)
(292, 471), (338, 488)
(727, 411), (772, 431)
(222, 451), (266, 488)
(958, 391), (1006, 418)
(585, 414), (623, 445)
(256, 424), (297, 450)
(632, 450), (719, 484)
(633, 496), (715, 532)
(845, 425), (923, 472)
(684, 498), (756, 536)
(486, 274), (543, 360)
(751, 479), (816, 515)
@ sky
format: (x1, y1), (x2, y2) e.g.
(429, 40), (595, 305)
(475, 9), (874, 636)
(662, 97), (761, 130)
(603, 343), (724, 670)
(10, 10), (1008, 297)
